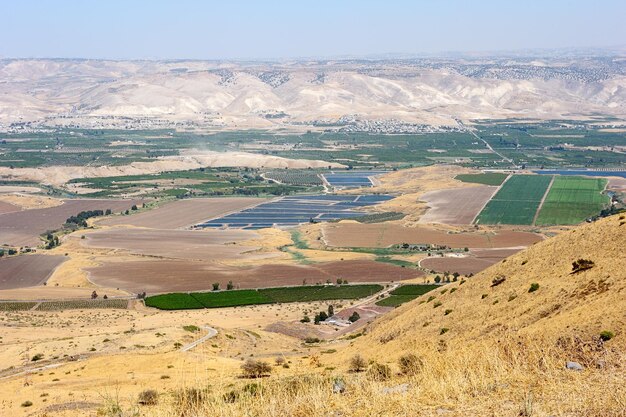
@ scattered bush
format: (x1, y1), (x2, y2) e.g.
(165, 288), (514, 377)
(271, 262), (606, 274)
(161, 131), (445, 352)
(433, 301), (442, 308)
(572, 259), (595, 273)
(481, 294), (488, 299)
(304, 337), (321, 344)
(444, 309), (453, 315)
(600, 330), (615, 341)
(398, 353), (423, 375)
(138, 389), (158, 406)
(212, 282), (220, 291)
(491, 275), (506, 287)
(300, 314), (310, 323)
(349, 354), (367, 373)
(174, 387), (207, 412)
(348, 311), (361, 322)
(183, 325), (200, 333)
(21, 401), (33, 407)
(240, 359), (272, 378)
(367, 363), (392, 381)
(31, 353), (44, 362)
(528, 283), (540, 293)
(440, 328), (449, 335)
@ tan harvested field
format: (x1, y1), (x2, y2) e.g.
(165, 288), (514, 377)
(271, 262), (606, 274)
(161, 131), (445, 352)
(81, 228), (274, 261)
(323, 223), (542, 249)
(87, 259), (421, 293)
(0, 199), (140, 246)
(420, 248), (521, 274)
(418, 185), (497, 224)
(0, 200), (19, 214)
(99, 197), (265, 229)
(0, 254), (67, 290)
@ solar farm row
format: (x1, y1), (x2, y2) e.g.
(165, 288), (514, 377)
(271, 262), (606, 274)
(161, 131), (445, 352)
(322, 171), (389, 188)
(197, 194), (393, 229)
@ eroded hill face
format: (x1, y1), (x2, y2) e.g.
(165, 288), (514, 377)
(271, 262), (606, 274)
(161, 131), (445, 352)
(1, 58), (625, 128)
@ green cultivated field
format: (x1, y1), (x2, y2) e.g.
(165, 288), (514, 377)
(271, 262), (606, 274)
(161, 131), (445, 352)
(375, 284), (438, 307)
(455, 173), (508, 186)
(476, 175), (552, 225)
(145, 284), (384, 310)
(535, 177), (609, 225)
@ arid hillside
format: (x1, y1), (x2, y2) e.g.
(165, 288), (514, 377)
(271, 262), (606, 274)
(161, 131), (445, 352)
(1, 58), (625, 128)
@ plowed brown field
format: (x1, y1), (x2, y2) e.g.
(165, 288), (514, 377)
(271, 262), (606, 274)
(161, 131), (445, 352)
(87, 259), (422, 293)
(99, 197), (265, 229)
(418, 186), (497, 224)
(0, 201), (19, 215)
(0, 199), (140, 246)
(0, 255), (67, 290)
(323, 223), (541, 249)
(81, 228), (273, 261)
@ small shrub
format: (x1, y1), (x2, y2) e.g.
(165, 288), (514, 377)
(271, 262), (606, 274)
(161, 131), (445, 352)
(183, 325), (200, 333)
(600, 330), (615, 341)
(304, 337), (321, 344)
(160, 375), (170, 379)
(440, 328), (449, 335)
(21, 401), (33, 407)
(348, 311), (360, 322)
(349, 354), (367, 373)
(367, 362), (392, 381)
(481, 294), (488, 299)
(174, 387), (207, 411)
(508, 294), (518, 302)
(275, 357), (285, 366)
(528, 283), (540, 293)
(444, 309), (453, 315)
(427, 296), (436, 303)
(240, 359), (272, 378)
(433, 301), (442, 308)
(138, 389), (158, 406)
(572, 259), (594, 273)
(398, 353), (423, 375)
(449, 288), (457, 294)
(491, 275), (506, 287)
(31, 353), (44, 362)
(212, 282), (220, 291)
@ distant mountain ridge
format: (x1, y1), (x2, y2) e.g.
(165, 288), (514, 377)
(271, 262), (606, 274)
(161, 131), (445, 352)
(1, 57), (625, 129)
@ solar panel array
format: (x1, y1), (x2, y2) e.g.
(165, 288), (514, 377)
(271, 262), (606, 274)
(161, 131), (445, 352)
(197, 194), (393, 230)
(322, 171), (389, 188)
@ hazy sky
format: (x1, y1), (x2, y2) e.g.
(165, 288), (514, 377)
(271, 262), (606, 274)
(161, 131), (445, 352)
(1, 0), (624, 59)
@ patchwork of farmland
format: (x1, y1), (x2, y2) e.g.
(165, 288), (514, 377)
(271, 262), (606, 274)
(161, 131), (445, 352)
(476, 174), (610, 226)
(198, 194), (393, 230)
(145, 284), (384, 310)
(535, 177), (609, 225)
(476, 175), (552, 225)
(322, 171), (388, 189)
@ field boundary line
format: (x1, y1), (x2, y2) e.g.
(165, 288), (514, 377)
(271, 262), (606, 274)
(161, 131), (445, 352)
(471, 174), (511, 225)
(532, 175), (555, 226)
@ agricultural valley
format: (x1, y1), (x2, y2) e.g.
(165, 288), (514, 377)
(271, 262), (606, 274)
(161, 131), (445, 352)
(0, 56), (625, 417)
